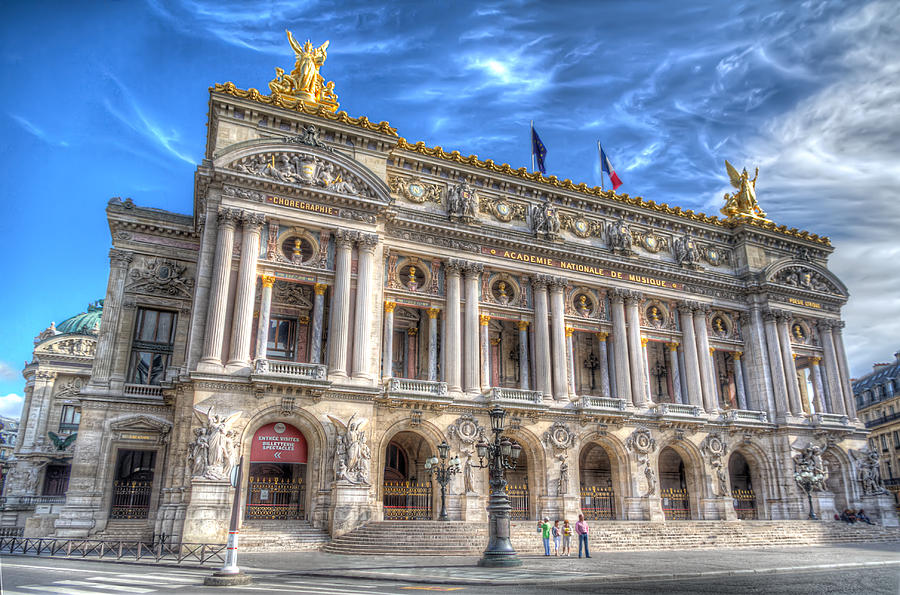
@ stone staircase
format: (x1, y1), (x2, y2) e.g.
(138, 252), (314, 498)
(96, 521), (154, 541)
(239, 520), (330, 552)
(323, 520), (900, 556)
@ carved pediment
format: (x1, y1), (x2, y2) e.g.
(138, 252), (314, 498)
(110, 414), (172, 444)
(766, 262), (846, 297)
(228, 150), (376, 200)
(34, 336), (97, 358)
(127, 257), (195, 299)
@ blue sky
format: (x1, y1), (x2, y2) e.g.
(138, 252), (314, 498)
(1, 0), (898, 417)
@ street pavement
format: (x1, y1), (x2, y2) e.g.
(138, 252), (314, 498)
(1, 542), (898, 594)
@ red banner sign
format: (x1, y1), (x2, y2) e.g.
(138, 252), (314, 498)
(250, 422), (307, 464)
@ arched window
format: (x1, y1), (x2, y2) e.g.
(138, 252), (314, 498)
(384, 442), (408, 480)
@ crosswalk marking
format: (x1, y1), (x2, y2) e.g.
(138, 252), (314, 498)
(19, 585), (118, 595)
(247, 583), (407, 595)
(46, 580), (155, 593)
(88, 575), (198, 586)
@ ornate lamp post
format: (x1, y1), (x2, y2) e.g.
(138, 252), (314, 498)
(425, 440), (461, 521)
(473, 406), (523, 567)
(793, 445), (826, 520)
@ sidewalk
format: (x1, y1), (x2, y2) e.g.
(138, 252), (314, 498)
(239, 542), (900, 586)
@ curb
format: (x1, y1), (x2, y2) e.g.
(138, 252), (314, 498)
(281, 560), (900, 586)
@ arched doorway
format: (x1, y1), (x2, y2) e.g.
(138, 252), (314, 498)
(728, 451), (757, 519)
(245, 422), (308, 520)
(822, 450), (849, 515)
(505, 445), (530, 520)
(659, 447), (690, 520)
(382, 431), (434, 520)
(579, 443), (616, 520)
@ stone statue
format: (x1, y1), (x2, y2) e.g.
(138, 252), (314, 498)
(792, 443), (828, 492)
(287, 33), (329, 101)
(531, 201), (560, 240)
(447, 181), (478, 223)
(463, 450), (476, 494)
(711, 458), (729, 497)
(188, 407), (241, 481)
(607, 219), (634, 255)
(721, 160), (766, 220)
(644, 466), (657, 497)
(328, 413), (371, 485)
(673, 234), (701, 268)
(851, 449), (889, 496)
(557, 454), (569, 495)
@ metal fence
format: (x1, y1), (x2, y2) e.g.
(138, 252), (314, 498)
(246, 476), (306, 520)
(505, 483), (529, 520)
(0, 536), (226, 566)
(661, 488), (691, 520)
(383, 481), (433, 520)
(580, 486), (616, 520)
(732, 488), (758, 520)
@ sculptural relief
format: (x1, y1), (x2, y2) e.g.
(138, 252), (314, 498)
(851, 449), (889, 496)
(328, 413), (371, 485)
(607, 219), (634, 255)
(721, 160), (766, 220)
(531, 200), (561, 240)
(188, 408), (241, 481)
(447, 181), (478, 224)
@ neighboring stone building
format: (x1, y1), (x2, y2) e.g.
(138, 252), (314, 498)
(0, 416), (21, 496)
(1, 34), (896, 542)
(854, 351), (900, 508)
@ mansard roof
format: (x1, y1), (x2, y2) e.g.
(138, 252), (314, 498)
(853, 354), (900, 393)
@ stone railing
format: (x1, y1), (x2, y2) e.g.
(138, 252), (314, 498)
(123, 384), (163, 398)
(386, 378), (448, 397)
(723, 409), (770, 424)
(0, 495), (66, 508)
(579, 396), (627, 412)
(487, 387), (544, 404)
(254, 359), (327, 380)
(810, 413), (850, 427)
(652, 402), (702, 417)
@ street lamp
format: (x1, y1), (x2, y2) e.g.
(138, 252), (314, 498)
(473, 406), (523, 567)
(793, 446), (826, 520)
(425, 440), (461, 521)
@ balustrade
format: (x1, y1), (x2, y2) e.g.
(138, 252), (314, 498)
(123, 384), (163, 398)
(387, 378), (448, 397)
(488, 387), (543, 404)
(653, 403), (701, 417)
(255, 360), (327, 380)
(579, 396), (627, 412)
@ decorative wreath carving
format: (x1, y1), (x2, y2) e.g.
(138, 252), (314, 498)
(700, 433), (728, 461)
(541, 422), (575, 452)
(625, 428), (657, 466)
(447, 414), (484, 446)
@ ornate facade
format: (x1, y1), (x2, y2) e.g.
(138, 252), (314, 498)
(2, 37), (897, 541)
(854, 352), (900, 508)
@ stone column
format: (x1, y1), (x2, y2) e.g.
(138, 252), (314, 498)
(406, 328), (418, 378)
(427, 308), (440, 382)
(667, 342), (683, 404)
(480, 314), (491, 391)
(733, 351), (748, 410)
(610, 290), (632, 405)
(818, 320), (845, 416)
(327, 229), (355, 377)
(532, 276), (553, 399)
(351, 233), (378, 379)
(254, 275), (275, 361)
(641, 338), (655, 405)
(743, 308), (777, 417)
(549, 278), (569, 401)
(833, 322), (857, 419)
(776, 313), (803, 416)
(597, 332), (610, 398)
(309, 283), (327, 364)
(382, 302), (396, 378)
(624, 292), (646, 407)
(763, 310), (789, 419)
(226, 211), (265, 371)
(797, 365), (811, 414)
(463, 263), (483, 394)
(20, 372), (55, 449)
(199, 208), (239, 369)
(692, 304), (716, 413)
(517, 321), (531, 390)
(89, 248), (133, 387)
(186, 204), (220, 371)
(678, 305), (704, 409)
(810, 357), (827, 413)
(566, 328), (577, 398)
(445, 260), (462, 392)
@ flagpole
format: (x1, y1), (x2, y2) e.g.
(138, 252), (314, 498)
(598, 141), (604, 191)
(531, 120), (536, 173)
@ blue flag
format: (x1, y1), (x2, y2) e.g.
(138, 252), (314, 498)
(531, 126), (547, 174)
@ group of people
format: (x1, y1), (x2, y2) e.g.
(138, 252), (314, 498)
(837, 508), (875, 525)
(538, 513), (591, 558)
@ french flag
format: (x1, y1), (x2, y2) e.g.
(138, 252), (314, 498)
(599, 142), (623, 190)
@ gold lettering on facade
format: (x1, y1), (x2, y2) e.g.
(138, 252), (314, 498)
(788, 297), (822, 309)
(267, 196), (338, 216)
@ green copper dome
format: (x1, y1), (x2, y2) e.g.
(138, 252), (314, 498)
(56, 301), (103, 336)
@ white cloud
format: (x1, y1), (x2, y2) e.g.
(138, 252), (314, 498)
(0, 394), (24, 420)
(8, 114), (69, 147)
(0, 362), (17, 382)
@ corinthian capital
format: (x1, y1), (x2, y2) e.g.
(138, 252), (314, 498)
(463, 261), (484, 276)
(816, 318), (836, 331)
(549, 276), (569, 291)
(217, 207), (241, 227)
(334, 228), (357, 246)
(624, 289), (644, 306)
(445, 258), (464, 276)
(357, 232), (379, 252)
(532, 274), (553, 290)
(241, 211), (267, 230)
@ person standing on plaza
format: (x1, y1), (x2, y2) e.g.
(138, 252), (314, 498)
(562, 519), (572, 556)
(539, 516), (551, 556)
(552, 519), (561, 556)
(575, 513), (590, 558)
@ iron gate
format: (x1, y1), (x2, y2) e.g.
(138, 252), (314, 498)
(245, 476), (306, 520)
(505, 483), (529, 520)
(110, 481), (152, 520)
(383, 481), (433, 520)
(732, 488), (758, 519)
(580, 486), (615, 520)
(661, 487), (690, 520)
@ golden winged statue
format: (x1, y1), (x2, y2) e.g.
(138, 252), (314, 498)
(267, 30), (339, 112)
(721, 160), (767, 220)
